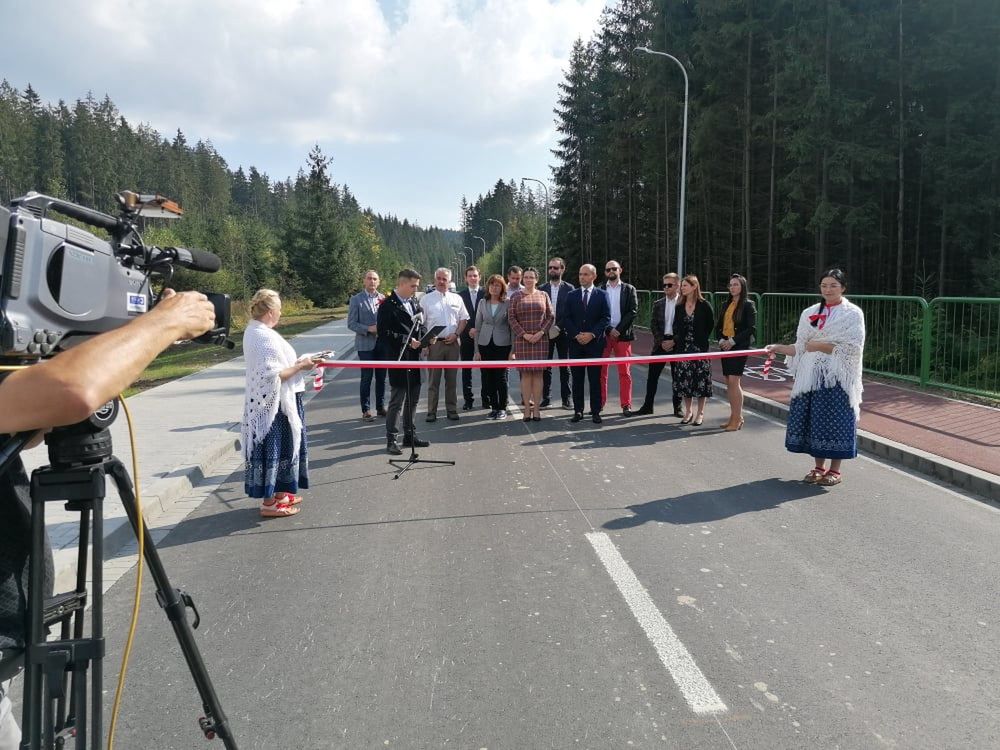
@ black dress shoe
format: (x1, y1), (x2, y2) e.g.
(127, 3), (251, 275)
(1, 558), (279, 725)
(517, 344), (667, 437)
(592, 413), (603, 424)
(403, 436), (430, 448)
(633, 404), (654, 416)
(386, 440), (403, 456)
(621, 407), (633, 417)
(570, 412), (584, 423)
(561, 400), (572, 409)
(463, 401), (475, 411)
(425, 414), (437, 422)
(539, 398), (551, 408)
(376, 407), (387, 417)
(673, 409), (686, 419)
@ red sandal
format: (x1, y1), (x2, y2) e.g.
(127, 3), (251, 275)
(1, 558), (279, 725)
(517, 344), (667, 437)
(817, 469), (842, 486)
(275, 491), (303, 505)
(260, 497), (300, 518)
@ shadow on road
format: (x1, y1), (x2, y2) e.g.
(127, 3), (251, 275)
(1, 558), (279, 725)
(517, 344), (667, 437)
(602, 478), (825, 528)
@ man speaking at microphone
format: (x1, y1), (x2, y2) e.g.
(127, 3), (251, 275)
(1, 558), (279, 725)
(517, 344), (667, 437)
(376, 269), (428, 456)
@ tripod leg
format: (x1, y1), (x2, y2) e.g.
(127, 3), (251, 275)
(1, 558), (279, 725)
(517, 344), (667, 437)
(107, 459), (238, 749)
(22, 479), (47, 748)
(61, 507), (89, 735)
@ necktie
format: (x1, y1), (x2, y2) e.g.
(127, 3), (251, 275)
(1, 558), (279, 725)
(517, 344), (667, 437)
(582, 288), (590, 309)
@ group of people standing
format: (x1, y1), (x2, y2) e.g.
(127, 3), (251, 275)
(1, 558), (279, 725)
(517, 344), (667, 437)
(348, 260), (763, 447)
(239, 265), (864, 518)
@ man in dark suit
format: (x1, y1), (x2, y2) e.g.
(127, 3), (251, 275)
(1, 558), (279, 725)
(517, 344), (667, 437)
(376, 268), (429, 455)
(600, 260), (639, 415)
(458, 265), (484, 410)
(538, 256), (575, 409)
(560, 263), (611, 424)
(635, 272), (685, 417)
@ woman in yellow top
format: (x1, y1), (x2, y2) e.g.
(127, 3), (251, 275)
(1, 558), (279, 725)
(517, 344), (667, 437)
(714, 274), (756, 431)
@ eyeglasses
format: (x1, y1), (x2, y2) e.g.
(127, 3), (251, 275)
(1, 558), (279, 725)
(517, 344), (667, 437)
(663, 283), (675, 288)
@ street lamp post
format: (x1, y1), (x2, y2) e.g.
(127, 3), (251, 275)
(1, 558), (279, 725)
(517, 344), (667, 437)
(485, 218), (504, 275)
(634, 46), (689, 279)
(521, 177), (549, 268)
(456, 249), (468, 271)
(472, 235), (486, 271)
(463, 245), (474, 264)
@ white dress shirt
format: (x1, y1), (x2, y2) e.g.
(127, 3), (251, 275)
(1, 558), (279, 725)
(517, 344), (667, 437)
(606, 281), (622, 329)
(663, 294), (678, 336)
(548, 281), (564, 310)
(420, 289), (469, 337)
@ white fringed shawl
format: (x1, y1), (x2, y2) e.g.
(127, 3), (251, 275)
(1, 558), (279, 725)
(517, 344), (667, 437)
(786, 298), (866, 417)
(241, 320), (304, 464)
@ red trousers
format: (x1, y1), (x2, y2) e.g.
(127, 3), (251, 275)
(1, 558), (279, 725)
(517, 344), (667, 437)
(600, 338), (633, 408)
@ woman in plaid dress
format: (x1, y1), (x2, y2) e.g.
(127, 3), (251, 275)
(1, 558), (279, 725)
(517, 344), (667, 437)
(509, 267), (554, 421)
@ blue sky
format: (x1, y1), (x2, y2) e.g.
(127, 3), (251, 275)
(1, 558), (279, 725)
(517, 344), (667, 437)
(0, 0), (608, 229)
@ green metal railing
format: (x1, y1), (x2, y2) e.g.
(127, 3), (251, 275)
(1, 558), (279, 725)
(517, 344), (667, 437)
(633, 289), (1000, 399)
(926, 298), (1000, 398)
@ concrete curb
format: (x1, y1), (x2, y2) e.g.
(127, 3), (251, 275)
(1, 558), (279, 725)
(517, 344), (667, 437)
(715, 379), (1000, 504)
(50, 330), (357, 590)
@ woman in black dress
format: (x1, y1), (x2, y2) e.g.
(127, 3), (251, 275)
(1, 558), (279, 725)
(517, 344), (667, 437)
(671, 275), (714, 425)
(715, 274), (756, 431)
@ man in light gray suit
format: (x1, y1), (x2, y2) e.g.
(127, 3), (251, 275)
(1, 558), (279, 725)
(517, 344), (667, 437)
(348, 269), (386, 421)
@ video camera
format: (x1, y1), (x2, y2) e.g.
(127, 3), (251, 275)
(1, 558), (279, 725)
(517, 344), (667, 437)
(0, 190), (232, 360)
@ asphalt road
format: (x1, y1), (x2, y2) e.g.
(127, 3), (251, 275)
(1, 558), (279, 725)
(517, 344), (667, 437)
(98, 365), (1000, 749)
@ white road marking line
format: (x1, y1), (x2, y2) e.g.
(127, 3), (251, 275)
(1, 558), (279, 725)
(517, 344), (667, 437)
(585, 531), (728, 716)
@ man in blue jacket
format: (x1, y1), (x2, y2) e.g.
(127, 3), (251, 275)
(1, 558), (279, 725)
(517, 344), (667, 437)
(347, 270), (386, 421)
(560, 264), (611, 424)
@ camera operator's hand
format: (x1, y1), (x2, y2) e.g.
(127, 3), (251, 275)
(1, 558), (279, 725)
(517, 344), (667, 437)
(154, 289), (217, 341)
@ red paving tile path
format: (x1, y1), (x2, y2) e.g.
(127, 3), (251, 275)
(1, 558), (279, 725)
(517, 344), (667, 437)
(631, 330), (1000, 479)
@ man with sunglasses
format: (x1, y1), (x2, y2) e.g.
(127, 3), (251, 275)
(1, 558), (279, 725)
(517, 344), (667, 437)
(538, 257), (575, 408)
(635, 272), (685, 417)
(600, 260), (639, 416)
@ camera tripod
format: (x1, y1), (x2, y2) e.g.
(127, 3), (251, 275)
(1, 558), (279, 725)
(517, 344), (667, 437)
(0, 403), (237, 749)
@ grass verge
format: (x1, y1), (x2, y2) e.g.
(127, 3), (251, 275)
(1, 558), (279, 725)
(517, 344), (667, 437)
(123, 305), (346, 397)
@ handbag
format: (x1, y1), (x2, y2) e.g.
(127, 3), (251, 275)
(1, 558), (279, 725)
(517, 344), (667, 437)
(548, 324), (561, 340)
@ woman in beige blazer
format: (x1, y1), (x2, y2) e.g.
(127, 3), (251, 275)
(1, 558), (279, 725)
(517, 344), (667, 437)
(473, 274), (512, 419)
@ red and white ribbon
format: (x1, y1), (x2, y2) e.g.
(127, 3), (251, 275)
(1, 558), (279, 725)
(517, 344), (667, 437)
(761, 353), (775, 380)
(317, 348), (770, 371)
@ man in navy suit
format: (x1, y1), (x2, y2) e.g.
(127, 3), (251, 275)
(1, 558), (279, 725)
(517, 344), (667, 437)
(538, 256), (575, 409)
(560, 264), (611, 424)
(458, 265), (484, 410)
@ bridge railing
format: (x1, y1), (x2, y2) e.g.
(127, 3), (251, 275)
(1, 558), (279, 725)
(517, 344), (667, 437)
(633, 289), (999, 399)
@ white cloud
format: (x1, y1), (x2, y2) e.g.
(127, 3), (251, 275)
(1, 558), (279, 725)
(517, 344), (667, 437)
(2, 0), (605, 148)
(1, 0), (609, 226)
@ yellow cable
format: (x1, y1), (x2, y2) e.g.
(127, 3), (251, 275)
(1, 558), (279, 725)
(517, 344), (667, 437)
(107, 395), (143, 750)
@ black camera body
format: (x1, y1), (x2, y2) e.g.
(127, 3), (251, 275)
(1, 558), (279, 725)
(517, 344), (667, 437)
(0, 191), (230, 360)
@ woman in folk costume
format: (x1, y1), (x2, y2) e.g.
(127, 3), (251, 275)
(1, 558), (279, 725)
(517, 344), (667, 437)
(766, 269), (865, 487)
(242, 289), (322, 517)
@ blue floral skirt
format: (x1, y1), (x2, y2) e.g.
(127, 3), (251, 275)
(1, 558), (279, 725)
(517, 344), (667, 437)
(245, 393), (309, 498)
(785, 386), (857, 460)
